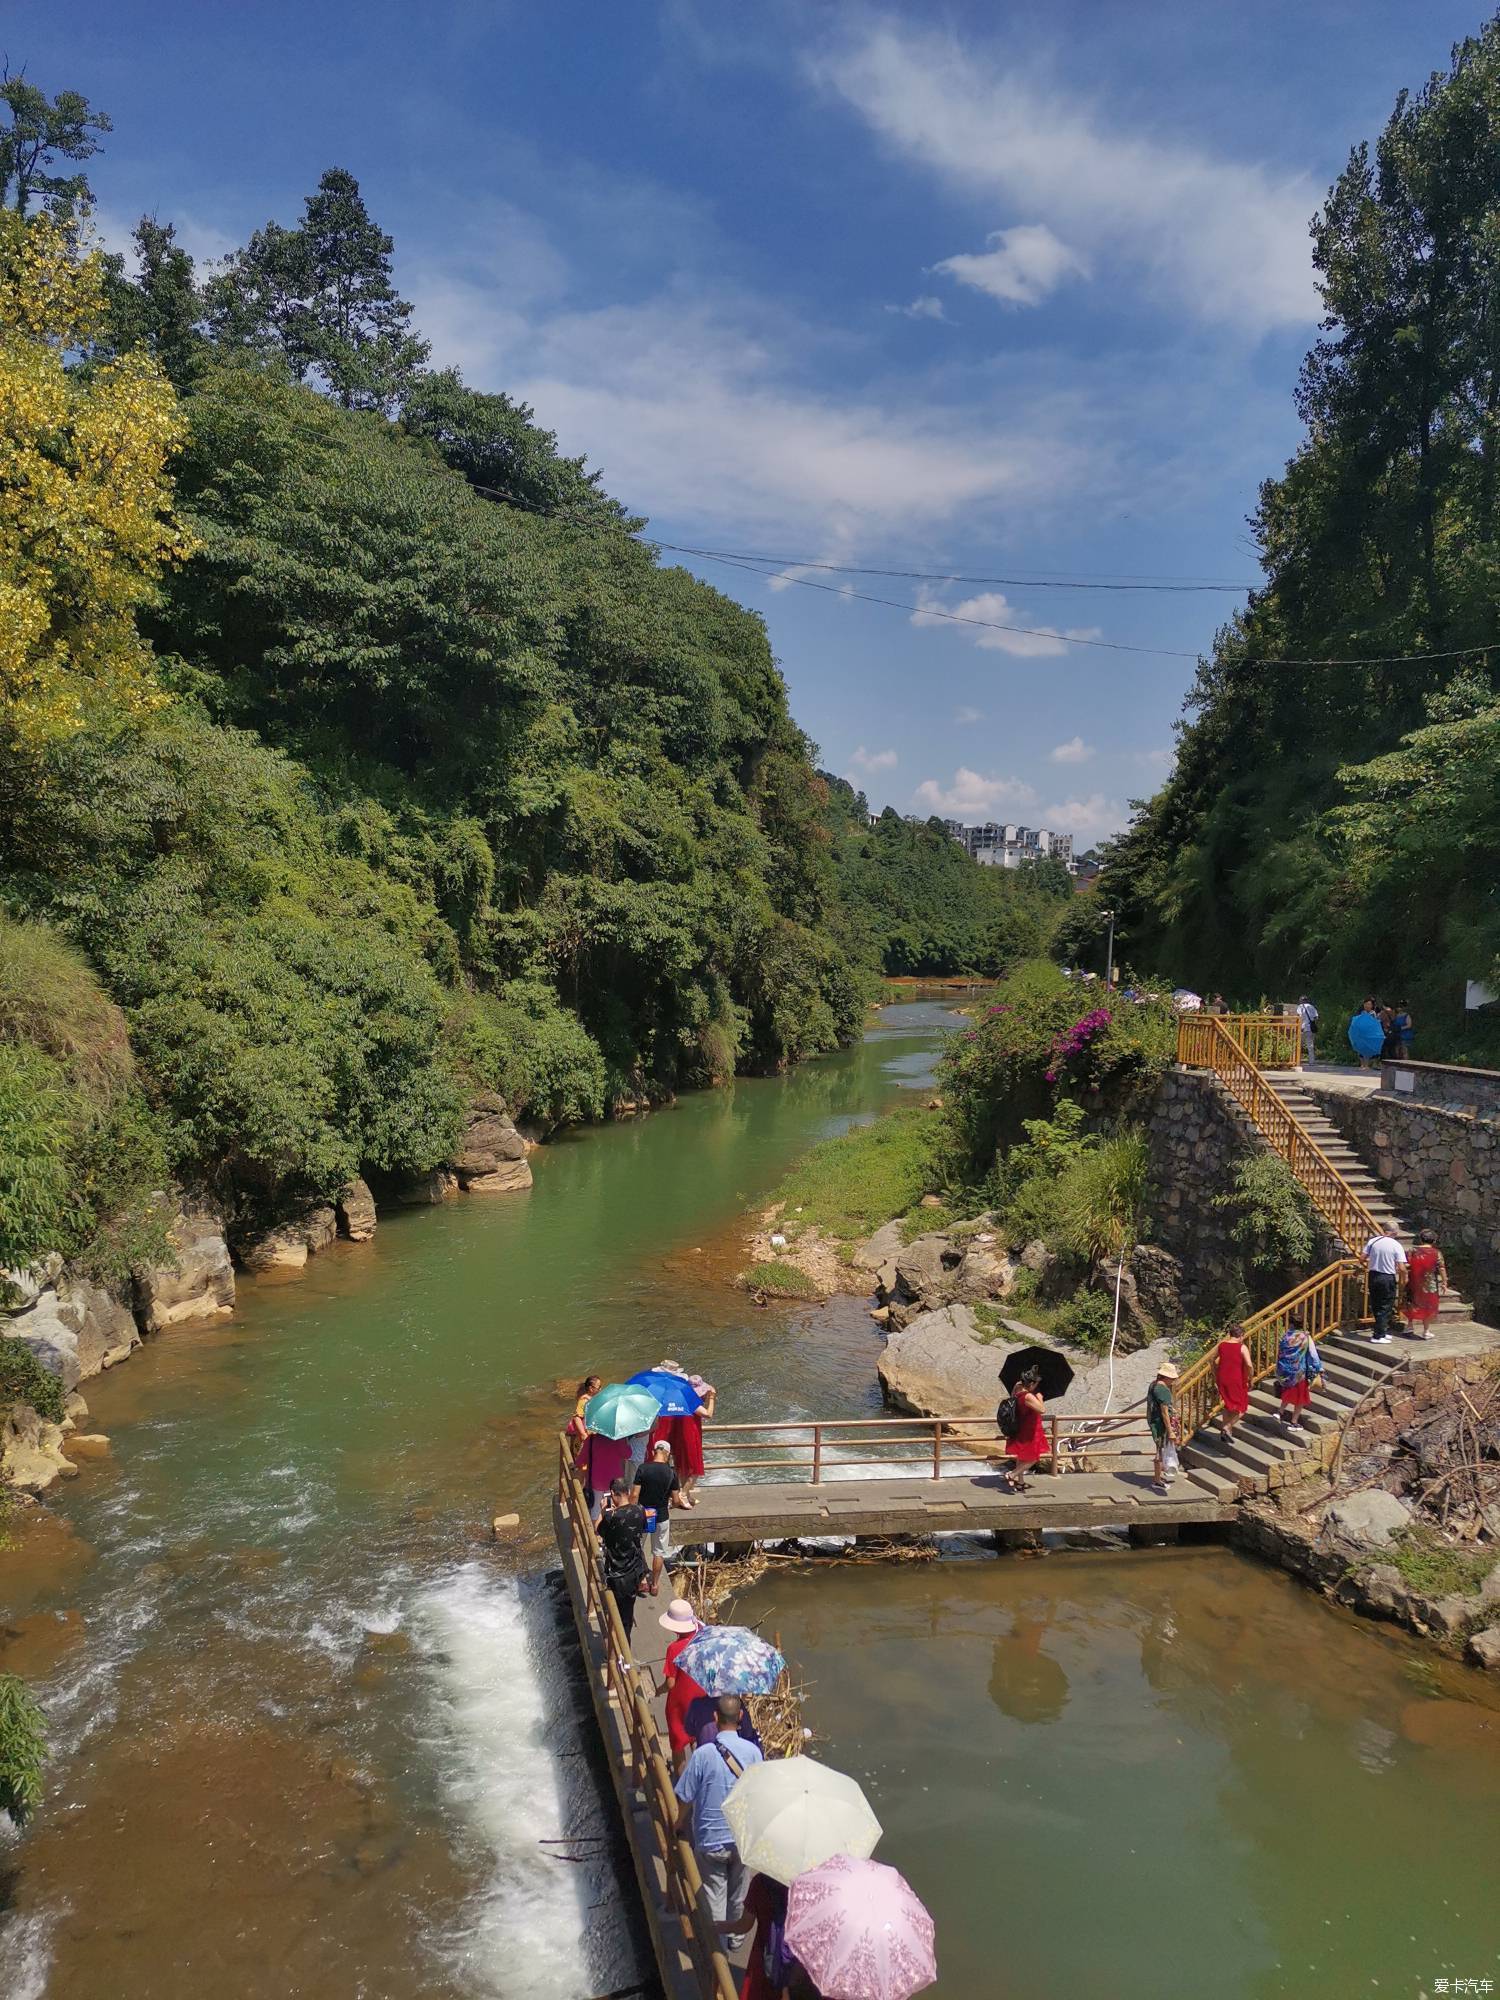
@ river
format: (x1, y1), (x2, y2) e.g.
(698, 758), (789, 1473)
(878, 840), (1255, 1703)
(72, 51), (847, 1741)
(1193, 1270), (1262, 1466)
(1, 997), (1497, 2000)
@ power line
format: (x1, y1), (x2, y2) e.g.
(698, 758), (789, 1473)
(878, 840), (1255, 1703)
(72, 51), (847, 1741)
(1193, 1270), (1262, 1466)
(651, 544), (1257, 592)
(466, 479), (1498, 671)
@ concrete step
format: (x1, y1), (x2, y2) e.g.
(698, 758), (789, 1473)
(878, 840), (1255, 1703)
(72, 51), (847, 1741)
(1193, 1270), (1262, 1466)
(1315, 1370), (1379, 1408)
(1244, 1397), (1340, 1439)
(1319, 1334), (1395, 1376)
(1190, 1424), (1302, 1480)
(1183, 1464), (1240, 1502)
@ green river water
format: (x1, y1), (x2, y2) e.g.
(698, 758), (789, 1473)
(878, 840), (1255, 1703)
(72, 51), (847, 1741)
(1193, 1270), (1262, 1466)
(1, 998), (1497, 2000)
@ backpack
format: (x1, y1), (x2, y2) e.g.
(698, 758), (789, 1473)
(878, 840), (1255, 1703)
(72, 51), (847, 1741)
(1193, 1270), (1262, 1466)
(996, 1394), (1021, 1439)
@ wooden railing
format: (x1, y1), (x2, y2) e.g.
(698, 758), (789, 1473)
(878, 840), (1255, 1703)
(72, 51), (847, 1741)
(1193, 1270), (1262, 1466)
(1176, 1013), (1380, 1253)
(557, 1439), (738, 2000)
(1177, 1010), (1302, 1072)
(1170, 1257), (1370, 1439)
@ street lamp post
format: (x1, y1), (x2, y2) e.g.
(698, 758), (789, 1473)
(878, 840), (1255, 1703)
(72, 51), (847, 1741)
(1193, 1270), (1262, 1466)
(1103, 909), (1116, 989)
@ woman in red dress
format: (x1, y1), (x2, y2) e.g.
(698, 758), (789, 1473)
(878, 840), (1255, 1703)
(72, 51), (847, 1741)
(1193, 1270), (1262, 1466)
(657, 1598), (708, 1773)
(1002, 1367), (1048, 1493)
(1214, 1325), (1252, 1443)
(649, 1365), (716, 1507)
(1405, 1230), (1446, 1340)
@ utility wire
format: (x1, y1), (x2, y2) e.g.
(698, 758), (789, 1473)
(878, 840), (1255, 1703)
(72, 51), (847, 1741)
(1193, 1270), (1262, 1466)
(652, 545), (1257, 592)
(466, 480), (1498, 671)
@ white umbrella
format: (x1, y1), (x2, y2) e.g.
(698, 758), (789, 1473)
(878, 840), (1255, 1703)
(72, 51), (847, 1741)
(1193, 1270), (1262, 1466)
(722, 1757), (882, 1886)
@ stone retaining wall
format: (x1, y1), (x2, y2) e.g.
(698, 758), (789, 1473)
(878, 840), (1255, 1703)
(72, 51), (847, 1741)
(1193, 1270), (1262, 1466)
(1380, 1057), (1500, 1117)
(1307, 1082), (1500, 1321)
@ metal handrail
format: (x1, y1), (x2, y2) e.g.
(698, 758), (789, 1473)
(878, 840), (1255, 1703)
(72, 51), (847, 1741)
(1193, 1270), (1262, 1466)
(1170, 1257), (1366, 1439)
(694, 1411), (1158, 1481)
(557, 1438), (738, 2000)
(1177, 1014), (1382, 1253)
(1179, 1009), (1302, 1072)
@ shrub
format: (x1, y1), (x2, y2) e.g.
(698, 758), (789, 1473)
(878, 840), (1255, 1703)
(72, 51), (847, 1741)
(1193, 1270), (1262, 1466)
(447, 982), (607, 1131)
(1384, 1524), (1493, 1600)
(1211, 1155), (1317, 1274)
(0, 1337), (66, 1425)
(737, 1260), (822, 1300)
(0, 917), (132, 1099)
(0, 1672), (46, 1828)
(0, 1045), (76, 1273)
(1050, 1287), (1120, 1352)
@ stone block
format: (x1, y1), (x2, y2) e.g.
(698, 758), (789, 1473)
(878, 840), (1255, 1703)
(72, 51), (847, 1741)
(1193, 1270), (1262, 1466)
(1466, 1625), (1500, 1671)
(464, 1159), (533, 1194)
(336, 1178), (378, 1242)
(135, 1203), (235, 1332)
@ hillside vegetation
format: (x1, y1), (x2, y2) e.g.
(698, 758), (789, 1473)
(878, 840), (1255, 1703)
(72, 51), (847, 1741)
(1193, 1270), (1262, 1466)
(1099, 23), (1500, 1059)
(0, 83), (1063, 1265)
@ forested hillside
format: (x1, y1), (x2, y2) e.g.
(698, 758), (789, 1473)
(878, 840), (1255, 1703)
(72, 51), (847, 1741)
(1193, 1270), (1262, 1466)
(1100, 22), (1500, 1047)
(0, 81), (1052, 1268)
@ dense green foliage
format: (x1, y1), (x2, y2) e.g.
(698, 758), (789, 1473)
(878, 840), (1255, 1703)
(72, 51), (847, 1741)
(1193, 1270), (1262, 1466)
(0, 1670), (46, 1827)
(1100, 27), (1500, 1052)
(940, 961), (1175, 1180)
(0, 918), (169, 1280)
(0, 90), (1032, 1270)
(0, 1329), (65, 1424)
(821, 779), (1065, 976)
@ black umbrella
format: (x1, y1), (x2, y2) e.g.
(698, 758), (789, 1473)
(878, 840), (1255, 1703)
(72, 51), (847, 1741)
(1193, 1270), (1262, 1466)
(1000, 1344), (1075, 1402)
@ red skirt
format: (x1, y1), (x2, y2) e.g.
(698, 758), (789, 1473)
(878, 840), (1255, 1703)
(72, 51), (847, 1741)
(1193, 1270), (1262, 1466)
(1006, 1403), (1048, 1466)
(651, 1413), (705, 1478)
(1278, 1377), (1311, 1408)
(1215, 1343), (1250, 1416)
(1407, 1250), (1441, 1324)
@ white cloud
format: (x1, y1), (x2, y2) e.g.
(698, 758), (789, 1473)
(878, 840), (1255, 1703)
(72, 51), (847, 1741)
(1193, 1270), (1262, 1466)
(1041, 792), (1128, 844)
(911, 768), (1038, 817)
(1134, 744), (1175, 773)
(850, 745), (898, 774)
(818, 24), (1316, 331)
(933, 223), (1085, 308)
(1050, 735), (1094, 764)
(954, 705), (983, 724)
(884, 293), (950, 320)
(911, 586), (1102, 657)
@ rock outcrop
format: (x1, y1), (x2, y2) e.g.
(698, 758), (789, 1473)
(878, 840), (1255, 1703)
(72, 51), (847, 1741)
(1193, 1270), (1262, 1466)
(1, 1399), (77, 1492)
(135, 1203), (235, 1331)
(449, 1093), (533, 1193)
(1317, 1488), (1413, 1551)
(393, 1167), (461, 1205)
(877, 1304), (1010, 1418)
(336, 1178), (378, 1241)
(5, 1272), (140, 1390)
(236, 1203), (339, 1272)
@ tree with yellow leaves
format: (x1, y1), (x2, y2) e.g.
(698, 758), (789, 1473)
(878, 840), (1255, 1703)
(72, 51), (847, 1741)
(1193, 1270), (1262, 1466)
(0, 212), (193, 751)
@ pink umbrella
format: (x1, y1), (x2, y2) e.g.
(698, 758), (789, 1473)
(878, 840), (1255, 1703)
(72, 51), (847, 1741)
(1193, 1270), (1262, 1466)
(785, 1852), (936, 2000)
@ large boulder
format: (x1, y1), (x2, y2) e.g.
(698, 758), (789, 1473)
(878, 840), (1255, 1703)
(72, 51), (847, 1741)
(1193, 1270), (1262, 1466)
(952, 1236), (1017, 1303)
(1318, 1488), (1413, 1551)
(236, 1224), (309, 1274)
(135, 1203), (235, 1332)
(1116, 1244), (1186, 1343)
(892, 1234), (958, 1309)
(392, 1168), (461, 1206)
(4, 1274), (140, 1391)
(0, 1252), (63, 1310)
(1, 1399), (76, 1493)
(450, 1092), (528, 1185)
(1467, 1625), (1500, 1671)
(464, 1158), (533, 1194)
(336, 1178), (378, 1242)
(878, 1305), (1014, 1419)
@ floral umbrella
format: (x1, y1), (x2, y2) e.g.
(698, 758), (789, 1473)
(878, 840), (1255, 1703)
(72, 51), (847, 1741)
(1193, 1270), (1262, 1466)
(673, 1625), (785, 1695)
(786, 1853), (937, 2000)
(723, 1757), (881, 1886)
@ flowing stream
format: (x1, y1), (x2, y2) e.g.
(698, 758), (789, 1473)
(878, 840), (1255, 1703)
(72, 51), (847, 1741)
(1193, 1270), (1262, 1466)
(2, 997), (1497, 1999)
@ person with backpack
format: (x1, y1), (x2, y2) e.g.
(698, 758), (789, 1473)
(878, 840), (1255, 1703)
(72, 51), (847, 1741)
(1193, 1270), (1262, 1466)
(1295, 995), (1318, 1065)
(997, 1365), (1047, 1493)
(674, 1694), (764, 1932)
(739, 1872), (819, 1999)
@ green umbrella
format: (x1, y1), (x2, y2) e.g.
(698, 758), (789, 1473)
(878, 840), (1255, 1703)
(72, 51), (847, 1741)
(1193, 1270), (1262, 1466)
(583, 1382), (662, 1440)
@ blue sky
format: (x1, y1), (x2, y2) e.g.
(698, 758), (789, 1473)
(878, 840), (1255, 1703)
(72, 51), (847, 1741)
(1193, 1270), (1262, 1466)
(17, 0), (1491, 845)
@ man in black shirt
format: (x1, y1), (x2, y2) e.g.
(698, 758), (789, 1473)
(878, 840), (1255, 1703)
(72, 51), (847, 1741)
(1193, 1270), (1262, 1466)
(597, 1476), (649, 1641)
(631, 1439), (682, 1595)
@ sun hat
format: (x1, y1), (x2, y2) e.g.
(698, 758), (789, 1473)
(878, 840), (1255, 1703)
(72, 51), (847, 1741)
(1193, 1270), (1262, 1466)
(1157, 1361), (1180, 1380)
(659, 1598), (700, 1634)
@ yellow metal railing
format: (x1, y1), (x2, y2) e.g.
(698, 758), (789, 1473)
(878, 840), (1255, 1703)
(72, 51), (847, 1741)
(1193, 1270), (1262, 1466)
(558, 1439), (738, 2000)
(1171, 1257), (1372, 1439)
(1176, 1014), (1380, 1253)
(1178, 1009), (1303, 1072)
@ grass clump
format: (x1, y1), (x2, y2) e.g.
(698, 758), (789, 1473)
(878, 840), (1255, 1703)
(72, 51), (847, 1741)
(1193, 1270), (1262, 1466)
(0, 1338), (66, 1425)
(737, 1260), (823, 1300)
(1385, 1524), (1495, 1600)
(772, 1107), (945, 1243)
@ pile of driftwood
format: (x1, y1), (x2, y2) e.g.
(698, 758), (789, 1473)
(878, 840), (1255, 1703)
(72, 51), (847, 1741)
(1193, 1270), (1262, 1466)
(679, 1538), (938, 1758)
(1398, 1374), (1499, 1538)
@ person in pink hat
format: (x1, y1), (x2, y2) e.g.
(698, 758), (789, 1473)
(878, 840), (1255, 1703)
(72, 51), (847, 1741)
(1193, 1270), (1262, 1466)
(658, 1597), (708, 1773)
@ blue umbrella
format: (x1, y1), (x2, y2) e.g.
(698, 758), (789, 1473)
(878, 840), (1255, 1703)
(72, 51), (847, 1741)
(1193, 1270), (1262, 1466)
(628, 1369), (704, 1417)
(674, 1625), (786, 1695)
(583, 1382), (663, 1441)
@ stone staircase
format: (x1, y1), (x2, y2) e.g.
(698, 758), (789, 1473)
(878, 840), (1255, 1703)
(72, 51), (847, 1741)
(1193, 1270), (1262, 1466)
(1175, 1067), (1477, 1500)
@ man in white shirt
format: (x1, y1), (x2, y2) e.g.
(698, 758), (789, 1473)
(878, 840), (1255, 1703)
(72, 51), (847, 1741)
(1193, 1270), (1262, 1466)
(1295, 995), (1319, 1065)
(1363, 1227), (1407, 1344)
